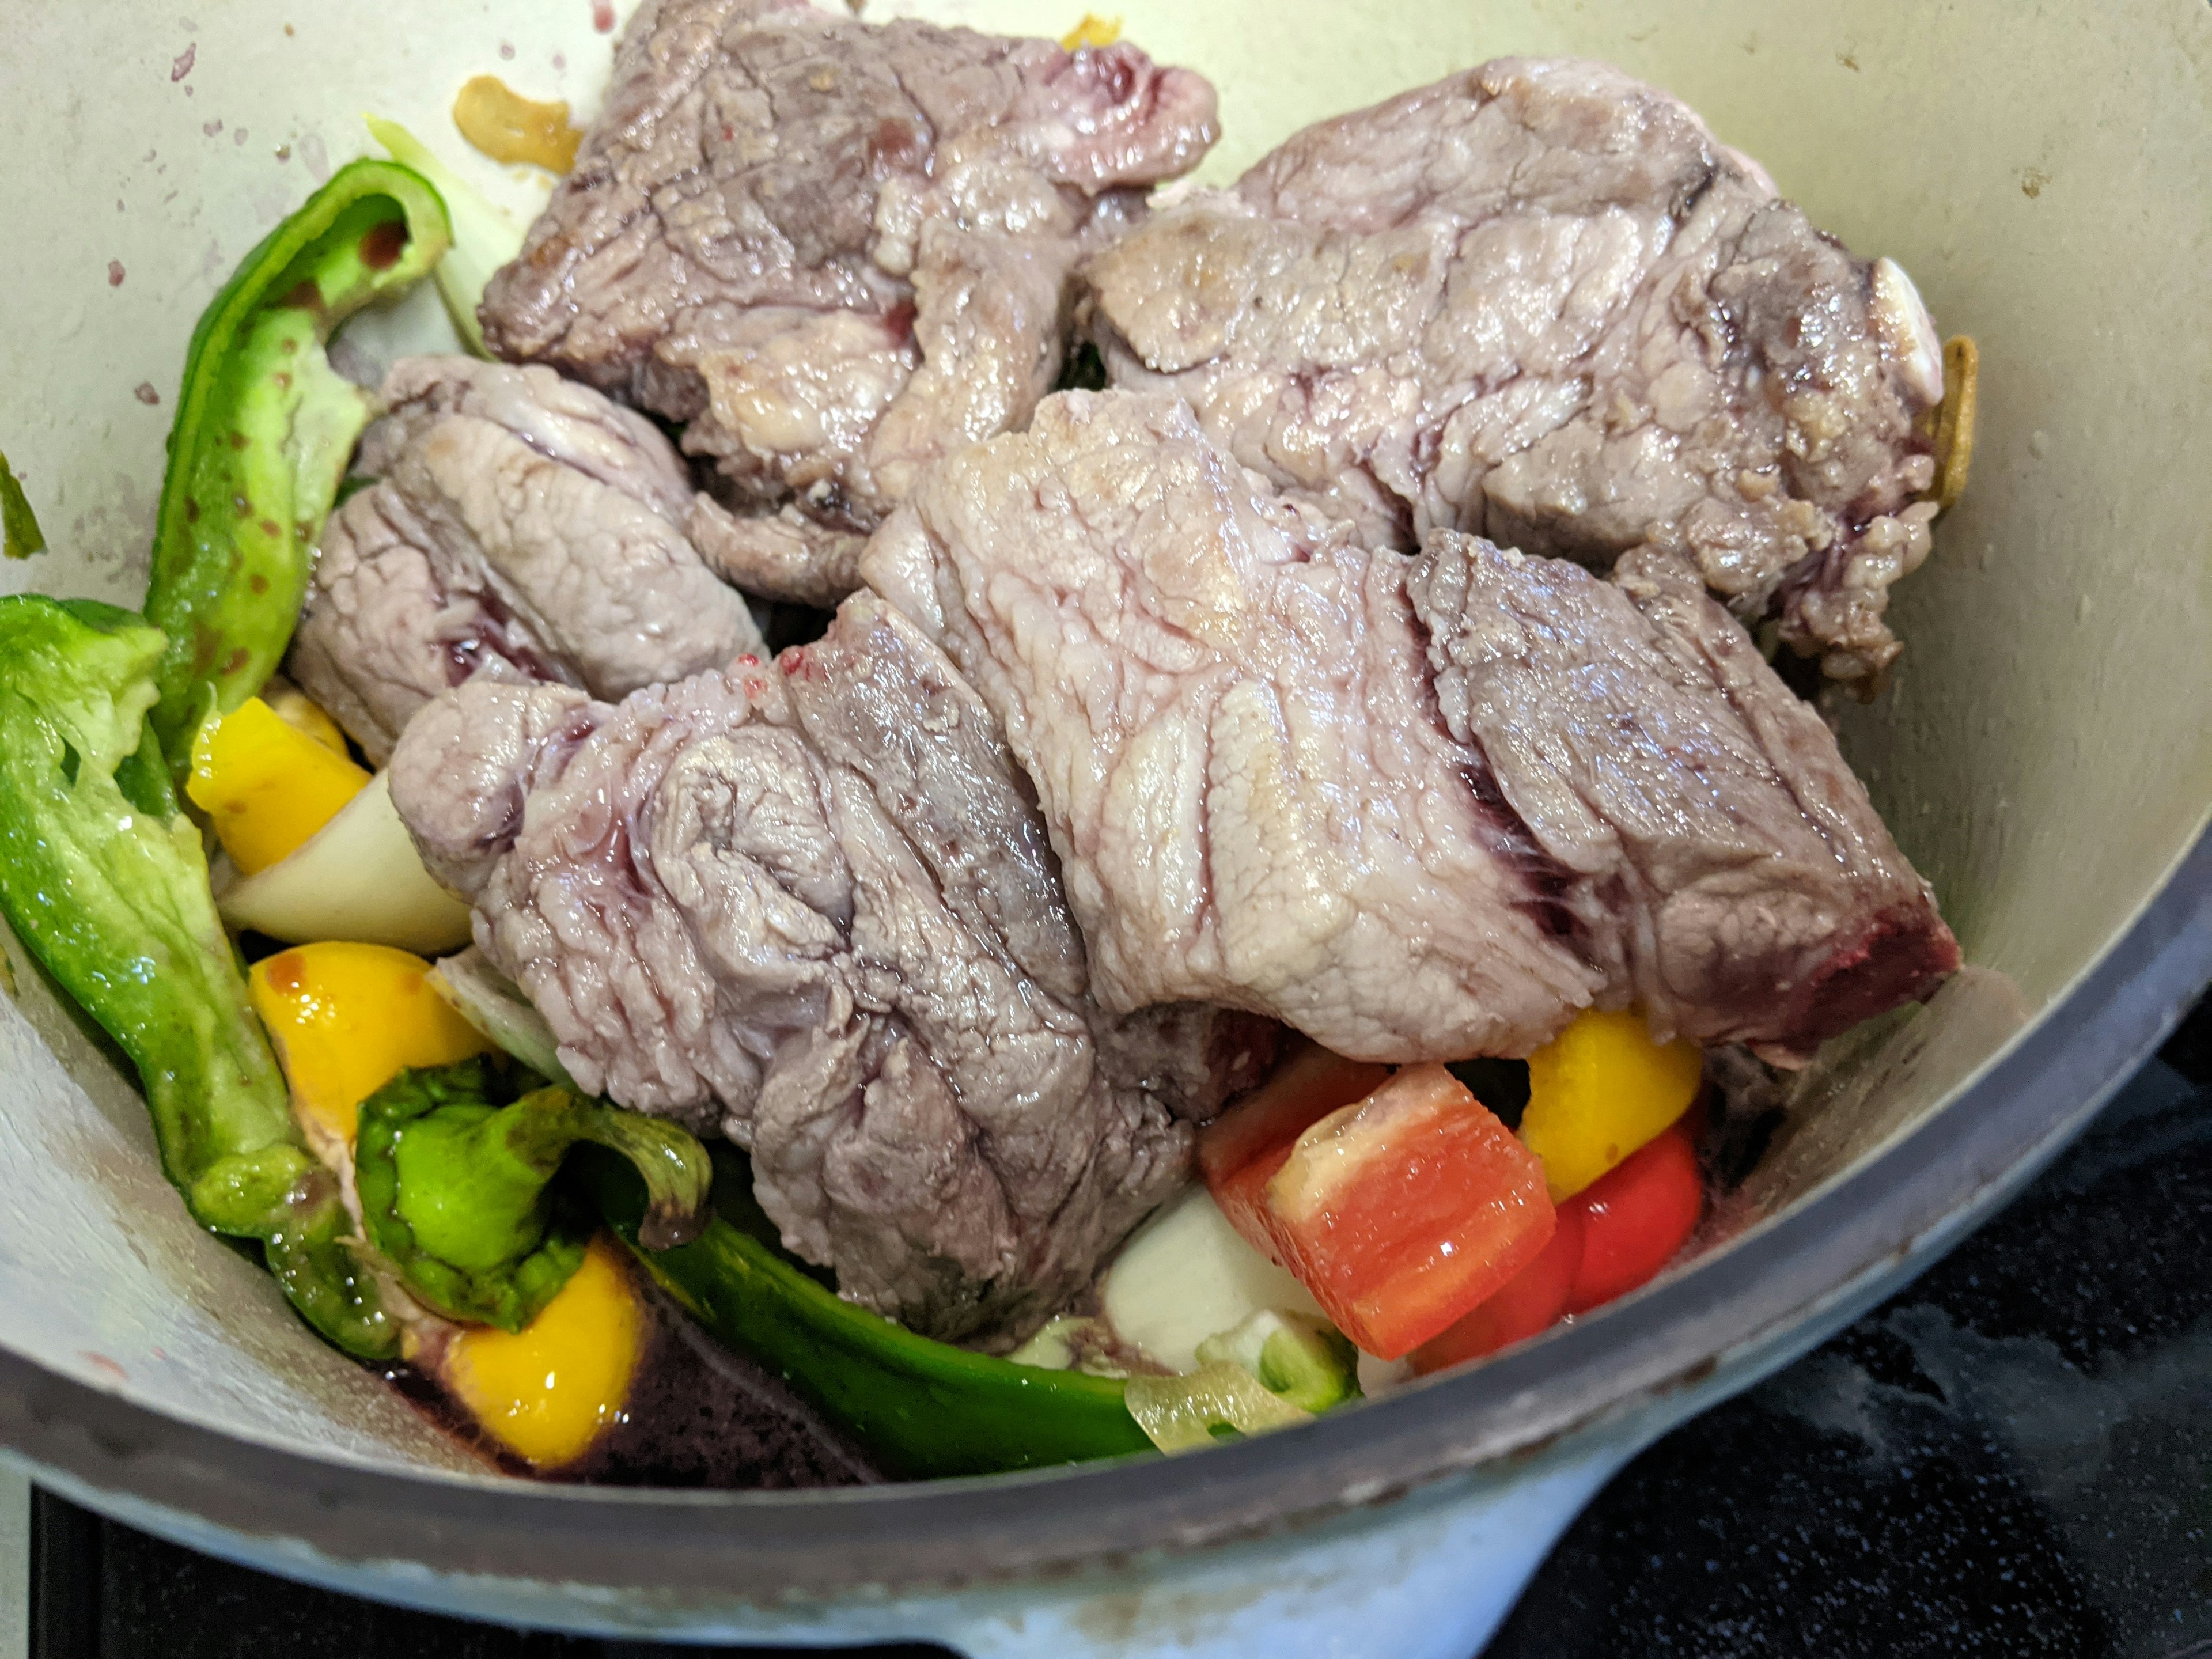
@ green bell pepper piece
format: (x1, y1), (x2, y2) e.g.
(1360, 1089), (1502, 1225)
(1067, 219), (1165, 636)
(1194, 1308), (1362, 1414)
(584, 1142), (1156, 1479)
(365, 118), (525, 358)
(1, 450), (45, 560)
(0, 596), (394, 1357)
(355, 1060), (712, 1333)
(143, 157), (450, 764)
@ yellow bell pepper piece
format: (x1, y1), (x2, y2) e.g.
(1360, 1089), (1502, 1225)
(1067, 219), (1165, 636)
(252, 941), (641, 1468)
(248, 942), (493, 1149)
(187, 695), (369, 875)
(1060, 13), (1122, 48)
(261, 681), (350, 757)
(1518, 1008), (1703, 1203)
(440, 1235), (644, 1469)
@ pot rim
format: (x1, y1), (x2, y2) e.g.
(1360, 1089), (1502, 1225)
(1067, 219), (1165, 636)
(2, 826), (2206, 1601)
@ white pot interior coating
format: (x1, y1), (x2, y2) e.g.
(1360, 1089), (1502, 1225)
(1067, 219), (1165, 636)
(0, 0), (2206, 1483)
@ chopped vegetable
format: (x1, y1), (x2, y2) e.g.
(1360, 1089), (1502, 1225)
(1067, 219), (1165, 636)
(425, 945), (575, 1088)
(450, 76), (584, 174)
(582, 1143), (1155, 1477)
(354, 1060), (712, 1332)
(438, 1233), (645, 1469)
(366, 117), (528, 357)
(217, 772), (475, 953)
(143, 158), (450, 764)
(248, 942), (493, 1151)
(1199, 1040), (1391, 1259)
(1518, 1007), (1703, 1203)
(1123, 1361), (1312, 1453)
(1059, 13), (1123, 49)
(1, 449), (46, 560)
(1253, 1063), (1556, 1360)
(259, 679), (350, 754)
(1407, 1206), (1585, 1375)
(187, 694), (370, 874)
(1100, 1184), (1324, 1373)
(1562, 1123), (1704, 1315)
(0, 597), (393, 1357)
(1194, 1309), (1361, 1414)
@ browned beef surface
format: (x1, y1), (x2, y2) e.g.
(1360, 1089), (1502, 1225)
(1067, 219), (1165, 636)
(863, 389), (1956, 1065)
(389, 592), (1272, 1343)
(478, 0), (1218, 607)
(1084, 57), (1947, 688)
(289, 357), (763, 764)
(1411, 537), (1960, 1057)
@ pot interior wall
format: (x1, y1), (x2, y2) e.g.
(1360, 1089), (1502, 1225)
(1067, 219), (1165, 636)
(0, 0), (2205, 1482)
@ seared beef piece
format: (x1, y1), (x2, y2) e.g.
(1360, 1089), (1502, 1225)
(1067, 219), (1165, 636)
(390, 592), (1272, 1343)
(478, 0), (1218, 607)
(863, 389), (1956, 1065)
(865, 393), (1601, 1062)
(1083, 57), (1946, 688)
(289, 358), (763, 764)
(1411, 536), (1959, 1059)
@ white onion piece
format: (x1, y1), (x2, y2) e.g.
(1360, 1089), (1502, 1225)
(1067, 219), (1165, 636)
(427, 946), (575, 1088)
(1101, 1185), (1325, 1374)
(215, 772), (472, 954)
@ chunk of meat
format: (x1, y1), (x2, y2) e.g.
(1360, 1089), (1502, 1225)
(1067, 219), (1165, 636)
(290, 358), (764, 764)
(1411, 536), (1960, 1060)
(390, 592), (1272, 1342)
(863, 389), (1956, 1065)
(1083, 57), (1946, 688)
(865, 392), (1601, 1061)
(478, 0), (1218, 606)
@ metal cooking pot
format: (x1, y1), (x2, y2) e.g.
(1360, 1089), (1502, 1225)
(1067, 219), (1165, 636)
(2, 1), (2206, 1652)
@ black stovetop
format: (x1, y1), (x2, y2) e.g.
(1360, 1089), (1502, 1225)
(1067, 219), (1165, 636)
(28, 997), (2212, 1659)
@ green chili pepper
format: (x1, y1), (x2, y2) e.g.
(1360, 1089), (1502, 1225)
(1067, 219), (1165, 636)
(1194, 1308), (1361, 1415)
(1, 450), (46, 560)
(0, 596), (394, 1357)
(142, 158), (450, 765)
(355, 1060), (711, 1333)
(365, 118), (526, 358)
(585, 1142), (1157, 1479)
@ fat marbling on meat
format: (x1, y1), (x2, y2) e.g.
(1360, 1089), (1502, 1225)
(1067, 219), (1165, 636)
(389, 592), (1272, 1343)
(862, 389), (1957, 1066)
(1084, 56), (1948, 688)
(478, 0), (1219, 607)
(289, 357), (763, 764)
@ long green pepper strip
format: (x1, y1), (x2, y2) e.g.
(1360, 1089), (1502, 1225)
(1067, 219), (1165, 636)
(143, 158), (449, 765)
(0, 597), (394, 1357)
(585, 1143), (1157, 1479)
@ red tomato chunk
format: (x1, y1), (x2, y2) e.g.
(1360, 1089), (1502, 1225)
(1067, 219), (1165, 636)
(1253, 1064), (1555, 1360)
(1562, 1123), (1704, 1315)
(1408, 1205), (1585, 1375)
(1200, 1041), (1391, 1259)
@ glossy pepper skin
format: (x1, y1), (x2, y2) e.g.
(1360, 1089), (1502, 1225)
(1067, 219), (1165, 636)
(0, 597), (394, 1357)
(584, 1144), (1156, 1479)
(143, 158), (450, 765)
(354, 1060), (712, 1334)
